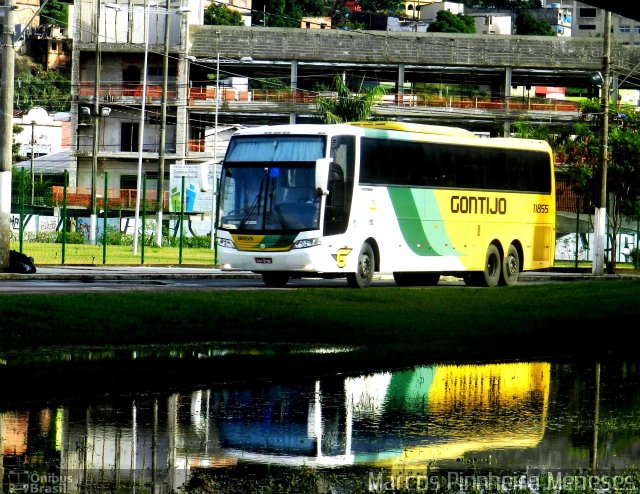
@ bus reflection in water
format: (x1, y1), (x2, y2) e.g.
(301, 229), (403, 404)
(1, 362), (551, 493)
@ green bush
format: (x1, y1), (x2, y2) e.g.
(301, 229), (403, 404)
(100, 226), (134, 246)
(56, 231), (85, 244)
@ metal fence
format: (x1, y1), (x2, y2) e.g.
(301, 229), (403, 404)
(9, 168), (640, 268)
(10, 169), (217, 266)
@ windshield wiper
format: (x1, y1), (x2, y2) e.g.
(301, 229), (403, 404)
(238, 179), (264, 230)
(269, 189), (290, 232)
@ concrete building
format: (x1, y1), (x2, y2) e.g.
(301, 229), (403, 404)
(26, 24), (72, 70)
(551, 1), (640, 45)
(533, 4), (572, 36)
(71, 0), (203, 205)
(300, 16), (331, 29)
(418, 1), (464, 23)
(14, 107), (70, 158)
(469, 13), (512, 35)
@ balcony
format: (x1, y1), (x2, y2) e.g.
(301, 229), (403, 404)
(78, 83), (178, 103)
(52, 186), (170, 210)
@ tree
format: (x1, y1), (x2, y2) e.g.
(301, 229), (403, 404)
(252, 0), (325, 27)
(556, 103), (640, 272)
(605, 108), (640, 271)
(515, 10), (555, 36)
(40, 0), (69, 26)
(356, 0), (403, 15)
(315, 75), (386, 123)
(427, 10), (475, 34)
(14, 70), (71, 113)
(204, 3), (244, 25)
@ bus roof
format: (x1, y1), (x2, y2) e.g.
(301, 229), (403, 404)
(348, 121), (477, 138)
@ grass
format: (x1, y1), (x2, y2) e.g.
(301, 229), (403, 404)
(2, 280), (639, 360)
(11, 241), (216, 265)
(2, 273), (640, 405)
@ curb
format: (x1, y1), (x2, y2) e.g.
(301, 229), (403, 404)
(2, 268), (637, 282)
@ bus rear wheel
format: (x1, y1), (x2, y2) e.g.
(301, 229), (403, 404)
(347, 243), (375, 288)
(500, 244), (520, 286)
(465, 244), (501, 287)
(393, 272), (440, 286)
(261, 272), (290, 288)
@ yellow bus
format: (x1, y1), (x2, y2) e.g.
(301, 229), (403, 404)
(216, 121), (555, 287)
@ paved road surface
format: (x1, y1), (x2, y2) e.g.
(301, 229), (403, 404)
(0, 265), (635, 293)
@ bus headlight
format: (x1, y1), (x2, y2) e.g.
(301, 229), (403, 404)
(292, 238), (321, 249)
(217, 237), (236, 249)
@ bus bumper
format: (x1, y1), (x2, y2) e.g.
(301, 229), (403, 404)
(218, 246), (327, 273)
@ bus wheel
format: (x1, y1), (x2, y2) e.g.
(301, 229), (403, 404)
(393, 272), (440, 286)
(501, 244), (520, 286)
(465, 244), (501, 287)
(347, 243), (375, 288)
(262, 272), (289, 288)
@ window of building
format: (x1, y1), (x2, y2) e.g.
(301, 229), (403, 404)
(579, 8), (597, 18)
(634, 25), (640, 34)
(620, 25), (631, 34)
(120, 175), (138, 190)
(578, 24), (596, 30)
(121, 123), (139, 152)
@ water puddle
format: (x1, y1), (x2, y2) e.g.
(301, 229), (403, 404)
(2, 361), (640, 493)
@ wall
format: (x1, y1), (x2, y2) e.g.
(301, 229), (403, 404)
(187, 26), (640, 72)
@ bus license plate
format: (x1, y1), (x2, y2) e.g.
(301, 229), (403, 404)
(255, 258), (272, 264)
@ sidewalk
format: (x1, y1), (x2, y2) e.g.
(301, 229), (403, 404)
(0, 265), (257, 280)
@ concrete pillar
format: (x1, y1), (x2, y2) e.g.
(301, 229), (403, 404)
(503, 67), (512, 137)
(175, 12), (190, 158)
(290, 60), (298, 124)
(397, 63), (405, 121)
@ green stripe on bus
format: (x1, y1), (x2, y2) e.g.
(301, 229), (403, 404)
(388, 188), (459, 257)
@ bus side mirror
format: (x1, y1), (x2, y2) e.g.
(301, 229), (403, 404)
(315, 158), (331, 194)
(198, 162), (210, 192)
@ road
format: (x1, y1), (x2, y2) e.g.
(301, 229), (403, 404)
(0, 265), (632, 293)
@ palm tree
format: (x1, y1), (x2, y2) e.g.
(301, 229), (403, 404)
(315, 75), (386, 123)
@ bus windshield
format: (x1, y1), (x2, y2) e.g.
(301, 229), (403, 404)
(219, 163), (321, 232)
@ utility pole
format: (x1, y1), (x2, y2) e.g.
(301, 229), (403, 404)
(30, 121), (35, 204)
(0, 0), (16, 270)
(593, 10), (611, 275)
(156, 0), (171, 247)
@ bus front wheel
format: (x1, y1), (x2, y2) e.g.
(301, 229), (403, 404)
(347, 243), (375, 288)
(262, 272), (290, 288)
(500, 244), (520, 286)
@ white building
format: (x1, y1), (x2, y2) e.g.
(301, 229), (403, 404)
(14, 107), (70, 158)
(469, 13), (512, 35)
(419, 1), (464, 23)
